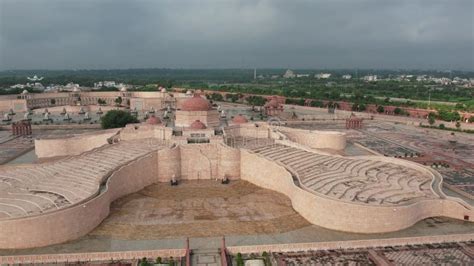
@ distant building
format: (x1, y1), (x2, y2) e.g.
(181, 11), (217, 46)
(64, 82), (80, 91)
(94, 81), (117, 88)
(27, 75), (44, 82)
(342, 75), (352, 80)
(283, 69), (296, 78)
(296, 74), (310, 78)
(315, 73), (331, 79)
(10, 84), (26, 89)
(416, 75), (428, 82)
(363, 75), (377, 82)
(10, 83), (44, 90)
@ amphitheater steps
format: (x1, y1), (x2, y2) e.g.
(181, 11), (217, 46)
(250, 142), (437, 206)
(0, 139), (167, 219)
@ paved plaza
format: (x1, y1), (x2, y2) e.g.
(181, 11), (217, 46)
(90, 180), (310, 239)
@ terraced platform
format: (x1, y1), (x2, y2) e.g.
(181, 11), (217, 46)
(250, 144), (440, 206)
(0, 139), (167, 220)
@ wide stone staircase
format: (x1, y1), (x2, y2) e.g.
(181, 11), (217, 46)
(0, 139), (167, 220)
(250, 143), (438, 206)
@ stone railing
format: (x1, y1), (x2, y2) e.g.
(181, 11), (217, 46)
(226, 233), (474, 255)
(0, 248), (186, 264)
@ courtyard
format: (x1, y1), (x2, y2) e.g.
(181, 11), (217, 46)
(90, 180), (310, 239)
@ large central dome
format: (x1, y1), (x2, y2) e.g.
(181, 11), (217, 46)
(181, 94), (210, 111)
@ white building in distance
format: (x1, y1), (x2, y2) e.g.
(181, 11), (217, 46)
(283, 69), (296, 78)
(315, 73), (331, 79)
(363, 75), (378, 82)
(94, 81), (117, 88)
(296, 74), (310, 78)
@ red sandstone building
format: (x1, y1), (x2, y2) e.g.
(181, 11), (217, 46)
(264, 96), (284, 116)
(11, 120), (32, 136)
(346, 113), (363, 129)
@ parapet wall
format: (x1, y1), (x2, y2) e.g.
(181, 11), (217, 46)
(158, 144), (240, 181)
(224, 123), (271, 139)
(0, 152), (158, 249)
(0, 98), (27, 113)
(226, 233), (474, 255)
(240, 150), (473, 233)
(279, 127), (346, 150)
(0, 142), (241, 249)
(35, 130), (118, 158)
(120, 124), (173, 141)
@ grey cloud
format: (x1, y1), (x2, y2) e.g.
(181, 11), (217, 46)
(0, 0), (472, 70)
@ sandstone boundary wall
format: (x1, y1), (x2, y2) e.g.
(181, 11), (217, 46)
(226, 233), (474, 254)
(240, 150), (473, 233)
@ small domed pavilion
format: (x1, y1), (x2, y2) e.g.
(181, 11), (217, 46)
(232, 114), (249, 124)
(175, 94), (220, 128)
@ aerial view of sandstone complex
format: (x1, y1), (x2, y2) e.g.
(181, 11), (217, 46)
(0, 0), (473, 265)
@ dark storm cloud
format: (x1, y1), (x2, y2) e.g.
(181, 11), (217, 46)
(0, 0), (473, 70)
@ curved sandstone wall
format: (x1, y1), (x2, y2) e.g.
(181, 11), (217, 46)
(120, 124), (173, 141)
(0, 152), (158, 249)
(279, 127), (346, 150)
(240, 150), (473, 233)
(178, 144), (241, 180)
(35, 130), (118, 158)
(217, 145), (241, 180)
(2, 139), (471, 249)
(157, 146), (181, 182)
(0, 143), (241, 249)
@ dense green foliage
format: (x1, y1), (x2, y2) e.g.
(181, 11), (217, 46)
(236, 253), (244, 266)
(100, 110), (138, 129)
(1, 69), (472, 112)
(246, 95), (267, 108)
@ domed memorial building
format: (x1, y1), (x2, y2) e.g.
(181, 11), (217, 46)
(175, 93), (220, 128)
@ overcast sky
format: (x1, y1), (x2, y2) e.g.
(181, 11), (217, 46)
(0, 0), (473, 70)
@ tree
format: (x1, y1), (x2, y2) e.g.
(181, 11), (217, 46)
(352, 103), (366, 112)
(225, 93), (239, 102)
(50, 99), (56, 105)
(455, 121), (461, 129)
(210, 92), (223, 102)
(262, 251), (270, 266)
(376, 105), (385, 113)
(428, 116), (435, 126)
(328, 90), (341, 100)
(139, 257), (149, 266)
(246, 95), (266, 111)
(439, 123), (446, 129)
(236, 253), (244, 266)
(100, 110), (138, 129)
(394, 107), (402, 115)
(353, 90), (364, 100)
(469, 116), (474, 123)
(114, 96), (123, 106)
(310, 100), (323, 107)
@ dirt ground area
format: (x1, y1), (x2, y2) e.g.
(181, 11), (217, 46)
(89, 180), (310, 239)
